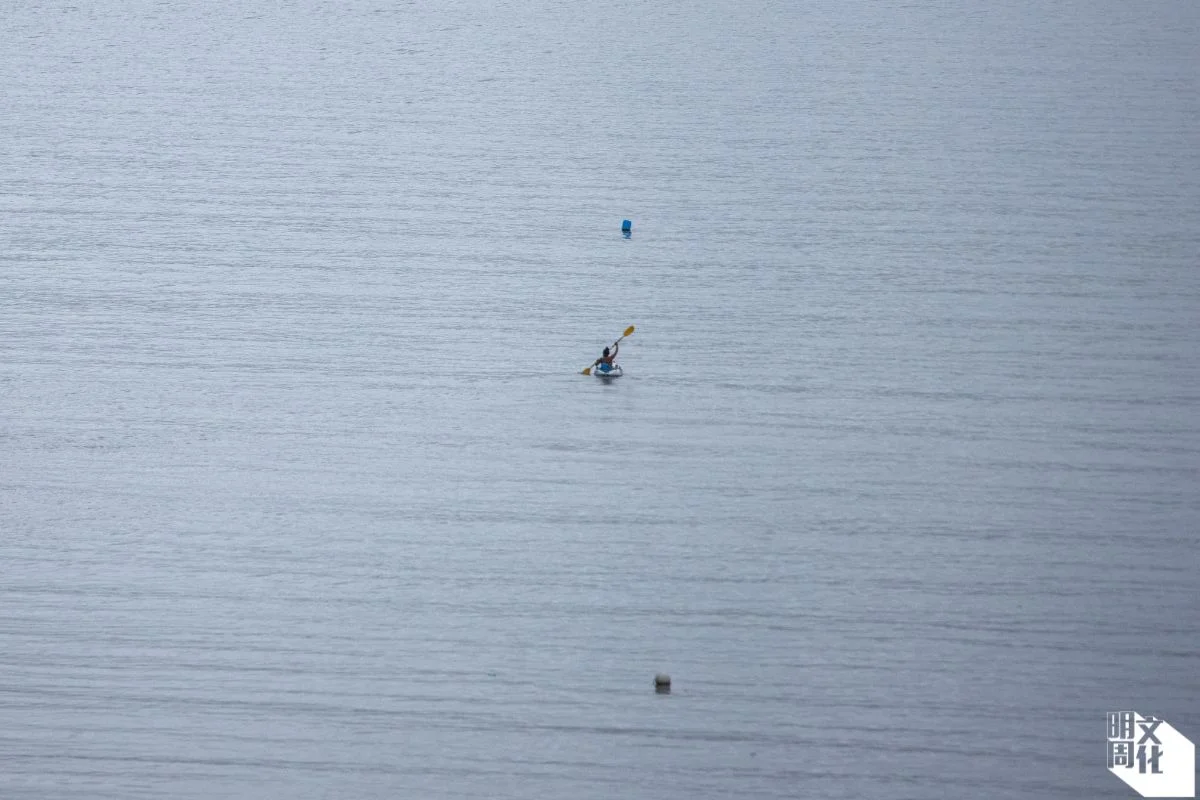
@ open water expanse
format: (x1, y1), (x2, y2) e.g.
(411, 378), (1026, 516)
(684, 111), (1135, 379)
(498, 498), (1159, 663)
(2, 1), (1198, 797)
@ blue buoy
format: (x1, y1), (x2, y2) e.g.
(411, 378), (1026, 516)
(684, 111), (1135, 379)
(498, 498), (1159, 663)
(621, 219), (632, 232)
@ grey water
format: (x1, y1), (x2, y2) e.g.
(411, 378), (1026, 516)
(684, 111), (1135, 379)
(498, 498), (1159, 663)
(2, 1), (1198, 797)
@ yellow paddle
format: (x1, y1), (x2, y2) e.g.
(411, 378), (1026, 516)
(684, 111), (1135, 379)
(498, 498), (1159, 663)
(582, 325), (635, 375)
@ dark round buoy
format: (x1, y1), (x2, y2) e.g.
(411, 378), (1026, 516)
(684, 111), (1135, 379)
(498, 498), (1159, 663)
(654, 673), (671, 693)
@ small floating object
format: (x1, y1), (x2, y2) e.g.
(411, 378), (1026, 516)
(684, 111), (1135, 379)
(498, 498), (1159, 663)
(621, 219), (632, 232)
(654, 673), (671, 693)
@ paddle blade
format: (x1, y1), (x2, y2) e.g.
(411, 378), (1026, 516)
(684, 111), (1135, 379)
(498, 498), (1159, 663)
(623, 325), (635, 337)
(581, 366), (592, 376)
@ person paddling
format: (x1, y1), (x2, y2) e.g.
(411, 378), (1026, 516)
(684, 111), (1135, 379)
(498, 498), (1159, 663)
(581, 325), (634, 376)
(593, 342), (619, 373)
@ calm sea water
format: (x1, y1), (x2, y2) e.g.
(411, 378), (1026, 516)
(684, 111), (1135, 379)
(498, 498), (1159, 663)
(2, 1), (1198, 797)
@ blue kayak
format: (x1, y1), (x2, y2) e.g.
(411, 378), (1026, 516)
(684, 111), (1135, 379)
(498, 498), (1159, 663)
(593, 364), (623, 378)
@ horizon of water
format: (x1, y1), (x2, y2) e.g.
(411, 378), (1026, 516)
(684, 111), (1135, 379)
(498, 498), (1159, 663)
(2, 1), (1198, 798)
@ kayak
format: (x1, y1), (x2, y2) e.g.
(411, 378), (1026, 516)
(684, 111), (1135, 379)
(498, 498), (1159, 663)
(593, 364), (623, 378)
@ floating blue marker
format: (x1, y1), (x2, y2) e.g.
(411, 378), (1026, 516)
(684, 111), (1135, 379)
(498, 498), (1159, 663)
(621, 219), (632, 232)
